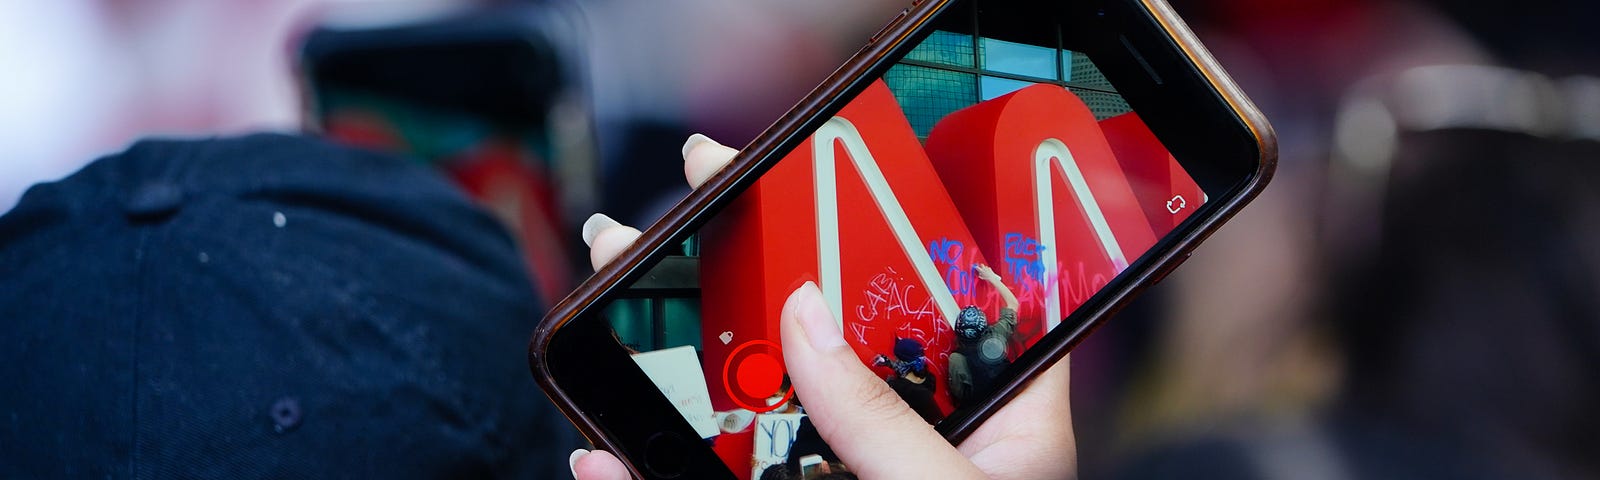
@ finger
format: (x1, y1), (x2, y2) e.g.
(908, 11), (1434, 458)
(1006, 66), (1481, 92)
(582, 213), (642, 271)
(1022, 354), (1072, 413)
(780, 282), (985, 480)
(570, 449), (632, 480)
(958, 355), (1075, 479)
(682, 134), (738, 189)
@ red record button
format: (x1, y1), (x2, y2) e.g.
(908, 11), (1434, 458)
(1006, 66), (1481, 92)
(721, 340), (792, 412)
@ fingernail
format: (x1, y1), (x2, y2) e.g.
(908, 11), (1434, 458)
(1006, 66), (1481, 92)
(788, 282), (846, 351)
(681, 133), (715, 160)
(569, 449), (589, 478)
(581, 213), (620, 248)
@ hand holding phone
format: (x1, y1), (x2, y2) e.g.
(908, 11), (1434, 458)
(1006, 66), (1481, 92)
(536, 0), (1274, 477)
(570, 139), (1076, 480)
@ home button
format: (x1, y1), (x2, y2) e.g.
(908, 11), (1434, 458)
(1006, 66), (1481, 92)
(642, 432), (690, 478)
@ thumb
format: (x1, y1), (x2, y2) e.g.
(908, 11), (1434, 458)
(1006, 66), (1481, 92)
(569, 449), (631, 480)
(779, 282), (985, 480)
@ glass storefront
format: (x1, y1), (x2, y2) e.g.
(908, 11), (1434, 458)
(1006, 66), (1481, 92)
(888, 26), (1131, 138)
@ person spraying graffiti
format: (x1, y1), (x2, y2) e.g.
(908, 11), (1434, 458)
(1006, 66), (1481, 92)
(872, 338), (942, 423)
(947, 264), (1019, 407)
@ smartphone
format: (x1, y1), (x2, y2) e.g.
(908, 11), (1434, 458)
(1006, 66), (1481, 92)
(529, 0), (1275, 478)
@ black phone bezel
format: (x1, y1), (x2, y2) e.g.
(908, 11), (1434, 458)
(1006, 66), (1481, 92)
(530, 0), (1277, 478)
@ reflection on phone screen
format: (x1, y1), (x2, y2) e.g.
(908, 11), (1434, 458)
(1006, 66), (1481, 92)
(602, 14), (1203, 480)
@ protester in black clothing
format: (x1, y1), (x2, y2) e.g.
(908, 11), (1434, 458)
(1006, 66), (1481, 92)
(0, 135), (580, 478)
(873, 337), (942, 423)
(948, 264), (1021, 407)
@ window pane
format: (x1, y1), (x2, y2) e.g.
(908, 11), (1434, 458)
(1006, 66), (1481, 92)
(980, 76), (1036, 101)
(884, 64), (977, 138)
(1067, 51), (1116, 92)
(661, 298), (703, 351)
(681, 235), (700, 257)
(1061, 51), (1075, 84)
(905, 30), (975, 67)
(605, 298), (654, 351)
(1070, 88), (1132, 120)
(980, 38), (1056, 80)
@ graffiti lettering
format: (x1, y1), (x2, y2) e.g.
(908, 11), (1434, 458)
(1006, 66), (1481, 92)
(852, 266), (957, 370)
(943, 266), (974, 296)
(929, 238), (964, 264)
(928, 238), (975, 295)
(849, 322), (875, 346)
(855, 269), (895, 323)
(1002, 233), (1048, 291)
(855, 267), (939, 325)
(1057, 260), (1111, 315)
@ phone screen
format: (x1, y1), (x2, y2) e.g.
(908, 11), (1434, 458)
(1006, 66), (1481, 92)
(598, 7), (1206, 479)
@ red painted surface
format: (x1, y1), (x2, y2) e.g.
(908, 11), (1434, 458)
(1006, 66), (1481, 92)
(926, 84), (1157, 345)
(711, 429), (754, 477)
(1098, 112), (1204, 236)
(699, 83), (994, 477)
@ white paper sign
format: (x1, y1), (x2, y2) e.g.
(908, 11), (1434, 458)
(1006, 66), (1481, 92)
(630, 346), (719, 439)
(751, 413), (806, 479)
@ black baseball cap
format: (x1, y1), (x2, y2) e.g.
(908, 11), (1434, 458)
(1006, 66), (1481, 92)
(0, 134), (579, 477)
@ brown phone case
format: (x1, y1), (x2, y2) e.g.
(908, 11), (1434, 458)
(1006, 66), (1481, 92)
(529, 0), (1276, 473)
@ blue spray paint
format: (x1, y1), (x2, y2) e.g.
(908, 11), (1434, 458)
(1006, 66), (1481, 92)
(1003, 233), (1048, 290)
(928, 238), (975, 295)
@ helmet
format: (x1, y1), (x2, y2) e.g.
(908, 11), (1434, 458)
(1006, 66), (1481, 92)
(956, 306), (988, 341)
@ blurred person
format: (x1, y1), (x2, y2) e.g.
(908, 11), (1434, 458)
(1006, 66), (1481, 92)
(1313, 1), (1600, 475)
(0, 134), (581, 477)
(1324, 118), (1600, 480)
(872, 337), (942, 424)
(1106, 0), (1490, 448)
(1097, 0), (1485, 450)
(1119, 130), (1600, 480)
(948, 264), (1021, 408)
(1107, 0), (1600, 478)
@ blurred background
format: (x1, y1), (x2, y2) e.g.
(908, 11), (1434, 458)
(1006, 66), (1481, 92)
(2, 0), (1595, 478)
